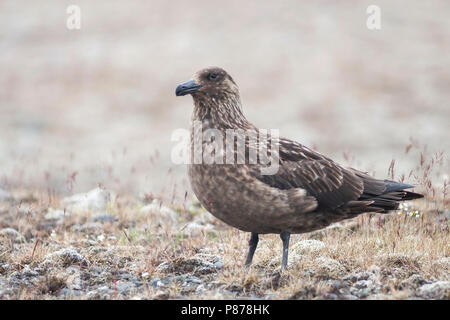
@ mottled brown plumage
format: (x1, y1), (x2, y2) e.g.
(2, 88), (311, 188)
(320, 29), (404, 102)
(176, 67), (423, 269)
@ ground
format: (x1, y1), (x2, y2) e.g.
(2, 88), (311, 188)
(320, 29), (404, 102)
(0, 184), (448, 300)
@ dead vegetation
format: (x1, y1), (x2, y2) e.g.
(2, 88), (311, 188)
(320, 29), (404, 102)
(0, 146), (448, 299)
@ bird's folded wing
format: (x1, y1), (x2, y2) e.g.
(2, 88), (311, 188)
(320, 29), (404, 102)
(251, 140), (365, 209)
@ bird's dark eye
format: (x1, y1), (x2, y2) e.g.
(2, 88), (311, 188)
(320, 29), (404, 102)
(208, 73), (218, 81)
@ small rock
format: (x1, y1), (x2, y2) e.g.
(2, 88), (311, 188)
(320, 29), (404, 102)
(150, 278), (165, 288)
(65, 266), (82, 290)
(367, 293), (391, 300)
(86, 286), (113, 300)
(324, 279), (346, 291)
(402, 274), (430, 289)
(152, 290), (169, 300)
(72, 222), (102, 233)
(367, 265), (381, 274)
(183, 222), (216, 236)
(16, 204), (36, 215)
(61, 188), (112, 213)
(66, 274), (82, 290)
(44, 248), (89, 267)
(292, 240), (325, 254)
(314, 257), (345, 277)
(0, 262), (10, 274)
(0, 288), (15, 299)
(0, 228), (25, 243)
(444, 210), (450, 220)
(383, 253), (420, 269)
(321, 293), (338, 300)
(45, 208), (70, 221)
(115, 280), (138, 295)
(21, 265), (39, 278)
(354, 279), (373, 290)
(155, 262), (172, 273)
(350, 278), (380, 299)
(343, 272), (371, 283)
(418, 281), (450, 299)
(177, 275), (204, 292)
(194, 253), (223, 266)
(10, 190), (37, 203)
(141, 200), (178, 220)
(0, 189), (10, 201)
(89, 213), (117, 223)
(59, 288), (83, 298)
(195, 284), (207, 294)
(156, 253), (223, 275)
(432, 257), (450, 269)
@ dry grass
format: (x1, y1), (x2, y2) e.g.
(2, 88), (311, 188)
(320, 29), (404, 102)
(0, 147), (448, 300)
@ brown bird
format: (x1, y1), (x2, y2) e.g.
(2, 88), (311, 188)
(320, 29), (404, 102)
(175, 67), (423, 269)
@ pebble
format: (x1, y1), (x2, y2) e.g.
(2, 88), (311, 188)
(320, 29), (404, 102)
(343, 272), (371, 283)
(402, 274), (430, 289)
(140, 200), (178, 220)
(150, 278), (165, 288)
(45, 208), (69, 221)
(61, 188), (112, 213)
(418, 281), (450, 299)
(152, 291), (169, 300)
(115, 280), (138, 295)
(291, 239), (325, 255)
(59, 288), (83, 298)
(156, 253), (223, 275)
(0, 228), (25, 243)
(72, 222), (102, 233)
(0, 189), (10, 201)
(86, 286), (113, 300)
(183, 222), (216, 236)
(89, 213), (117, 223)
(314, 257), (345, 276)
(66, 272), (82, 290)
(44, 248), (90, 267)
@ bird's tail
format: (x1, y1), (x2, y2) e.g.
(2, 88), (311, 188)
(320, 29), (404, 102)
(367, 180), (423, 212)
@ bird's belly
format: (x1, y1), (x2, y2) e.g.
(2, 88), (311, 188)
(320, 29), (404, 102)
(188, 164), (282, 233)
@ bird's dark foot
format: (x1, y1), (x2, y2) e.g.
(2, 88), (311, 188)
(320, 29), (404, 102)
(280, 231), (291, 270)
(244, 233), (259, 267)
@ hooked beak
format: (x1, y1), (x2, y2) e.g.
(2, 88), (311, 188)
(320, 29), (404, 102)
(175, 79), (202, 96)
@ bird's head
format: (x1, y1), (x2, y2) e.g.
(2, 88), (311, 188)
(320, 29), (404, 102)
(176, 67), (251, 128)
(175, 67), (239, 100)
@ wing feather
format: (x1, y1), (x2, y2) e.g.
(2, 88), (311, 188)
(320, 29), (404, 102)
(252, 139), (364, 209)
(250, 137), (422, 213)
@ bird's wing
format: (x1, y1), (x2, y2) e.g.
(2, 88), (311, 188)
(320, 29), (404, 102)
(251, 138), (365, 209)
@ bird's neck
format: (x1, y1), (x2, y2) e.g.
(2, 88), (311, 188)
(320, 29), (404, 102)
(191, 94), (253, 131)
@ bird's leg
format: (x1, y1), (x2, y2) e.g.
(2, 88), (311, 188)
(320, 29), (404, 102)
(244, 233), (259, 267)
(280, 231), (291, 270)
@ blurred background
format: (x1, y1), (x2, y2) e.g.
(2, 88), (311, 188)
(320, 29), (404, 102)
(0, 0), (449, 199)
